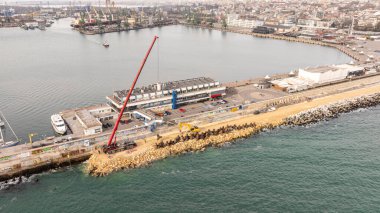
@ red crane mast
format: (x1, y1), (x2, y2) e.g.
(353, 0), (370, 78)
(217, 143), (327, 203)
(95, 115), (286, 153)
(107, 36), (159, 146)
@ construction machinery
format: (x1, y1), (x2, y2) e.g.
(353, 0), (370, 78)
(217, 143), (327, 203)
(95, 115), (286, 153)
(102, 36), (159, 154)
(102, 139), (136, 154)
(178, 122), (201, 133)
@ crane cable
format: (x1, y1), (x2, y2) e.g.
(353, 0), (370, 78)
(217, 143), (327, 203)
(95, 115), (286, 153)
(157, 37), (160, 83)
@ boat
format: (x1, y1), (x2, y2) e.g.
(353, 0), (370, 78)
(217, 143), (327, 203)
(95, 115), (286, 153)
(103, 41), (110, 48)
(21, 24), (28, 30)
(0, 140), (19, 149)
(51, 114), (67, 135)
(38, 25), (46, 31)
(0, 111), (19, 148)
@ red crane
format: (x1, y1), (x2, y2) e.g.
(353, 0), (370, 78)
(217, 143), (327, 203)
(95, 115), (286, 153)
(106, 36), (159, 147)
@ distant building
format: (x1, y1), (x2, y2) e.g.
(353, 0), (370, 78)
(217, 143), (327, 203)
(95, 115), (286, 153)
(226, 14), (263, 28)
(252, 26), (275, 34)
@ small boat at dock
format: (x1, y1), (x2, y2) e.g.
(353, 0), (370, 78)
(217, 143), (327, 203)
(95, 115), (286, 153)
(51, 114), (67, 135)
(0, 111), (19, 148)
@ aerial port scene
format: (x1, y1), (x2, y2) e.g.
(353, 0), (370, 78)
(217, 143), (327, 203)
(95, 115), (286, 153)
(1, 0), (380, 212)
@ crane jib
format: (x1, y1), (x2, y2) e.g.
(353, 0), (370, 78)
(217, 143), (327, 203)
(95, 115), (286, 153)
(107, 36), (159, 146)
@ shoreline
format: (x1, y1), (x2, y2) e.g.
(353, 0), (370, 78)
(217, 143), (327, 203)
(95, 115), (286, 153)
(182, 24), (363, 62)
(85, 84), (380, 176)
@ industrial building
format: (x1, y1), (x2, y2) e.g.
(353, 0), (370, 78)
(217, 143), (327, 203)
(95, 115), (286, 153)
(60, 104), (117, 136)
(75, 110), (103, 136)
(271, 77), (312, 92)
(252, 26), (275, 34)
(107, 77), (226, 112)
(271, 64), (364, 92)
(298, 64), (364, 84)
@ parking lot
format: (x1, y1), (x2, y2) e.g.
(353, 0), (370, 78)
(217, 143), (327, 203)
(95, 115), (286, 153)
(152, 84), (288, 123)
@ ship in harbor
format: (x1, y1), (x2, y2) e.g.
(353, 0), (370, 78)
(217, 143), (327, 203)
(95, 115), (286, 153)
(0, 112), (19, 149)
(51, 114), (67, 135)
(103, 41), (109, 48)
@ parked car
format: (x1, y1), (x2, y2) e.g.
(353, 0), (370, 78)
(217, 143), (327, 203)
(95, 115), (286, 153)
(179, 108), (186, 113)
(218, 100), (227, 104)
(164, 111), (171, 116)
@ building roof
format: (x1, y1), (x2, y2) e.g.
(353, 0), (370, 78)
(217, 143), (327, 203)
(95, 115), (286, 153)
(301, 64), (364, 74)
(75, 110), (102, 129)
(271, 77), (313, 88)
(302, 66), (339, 73)
(114, 77), (219, 99)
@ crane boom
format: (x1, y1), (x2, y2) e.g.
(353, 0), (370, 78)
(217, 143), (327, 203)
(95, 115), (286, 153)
(107, 36), (159, 146)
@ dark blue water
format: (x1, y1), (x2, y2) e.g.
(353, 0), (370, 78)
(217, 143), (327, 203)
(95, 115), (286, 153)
(0, 18), (350, 141)
(0, 107), (379, 212)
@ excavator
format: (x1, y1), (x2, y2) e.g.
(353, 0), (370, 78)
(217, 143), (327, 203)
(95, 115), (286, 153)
(178, 122), (201, 133)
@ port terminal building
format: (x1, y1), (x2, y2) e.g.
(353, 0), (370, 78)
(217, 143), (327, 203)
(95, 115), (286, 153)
(106, 77), (226, 112)
(61, 77), (225, 136)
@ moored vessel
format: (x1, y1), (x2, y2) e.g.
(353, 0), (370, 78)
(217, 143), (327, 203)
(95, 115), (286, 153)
(0, 111), (19, 148)
(103, 41), (109, 48)
(51, 114), (67, 135)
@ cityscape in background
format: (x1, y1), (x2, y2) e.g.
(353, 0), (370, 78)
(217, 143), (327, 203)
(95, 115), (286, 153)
(2, 0), (380, 33)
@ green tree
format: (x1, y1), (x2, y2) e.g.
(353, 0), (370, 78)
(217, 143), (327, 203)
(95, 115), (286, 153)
(222, 18), (227, 29)
(124, 21), (130, 29)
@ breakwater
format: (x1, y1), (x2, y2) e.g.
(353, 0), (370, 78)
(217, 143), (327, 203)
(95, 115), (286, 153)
(284, 93), (380, 126)
(85, 93), (380, 177)
(86, 123), (276, 176)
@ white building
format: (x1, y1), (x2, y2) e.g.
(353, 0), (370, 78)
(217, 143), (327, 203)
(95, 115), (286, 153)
(75, 110), (103, 136)
(298, 64), (364, 84)
(107, 77), (226, 112)
(227, 14), (263, 28)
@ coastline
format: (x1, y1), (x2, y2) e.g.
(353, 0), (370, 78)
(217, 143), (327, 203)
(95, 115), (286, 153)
(86, 84), (380, 176)
(182, 24), (363, 62)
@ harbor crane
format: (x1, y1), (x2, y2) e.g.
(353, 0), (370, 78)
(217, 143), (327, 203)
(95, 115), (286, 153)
(85, 7), (95, 23)
(101, 9), (108, 22)
(103, 36), (159, 153)
(107, 7), (114, 22)
(93, 7), (100, 22)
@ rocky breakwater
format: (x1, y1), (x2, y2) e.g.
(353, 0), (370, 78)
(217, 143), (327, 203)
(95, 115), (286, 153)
(85, 93), (380, 177)
(284, 93), (380, 126)
(85, 123), (278, 176)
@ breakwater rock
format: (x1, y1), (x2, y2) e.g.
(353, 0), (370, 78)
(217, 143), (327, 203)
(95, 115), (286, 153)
(86, 123), (277, 176)
(85, 93), (380, 177)
(284, 93), (380, 126)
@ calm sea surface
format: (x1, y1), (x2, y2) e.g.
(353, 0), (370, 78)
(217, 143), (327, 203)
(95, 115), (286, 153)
(0, 18), (350, 141)
(0, 107), (379, 212)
